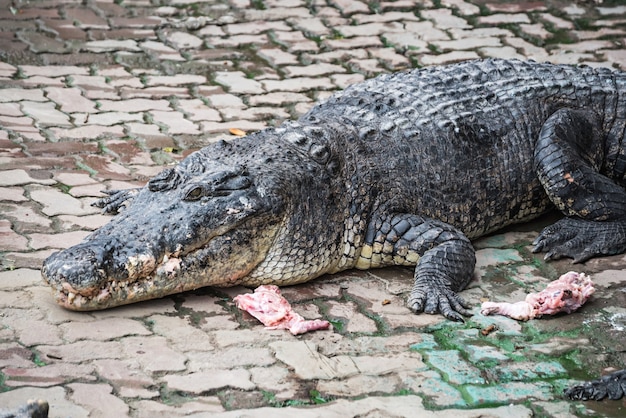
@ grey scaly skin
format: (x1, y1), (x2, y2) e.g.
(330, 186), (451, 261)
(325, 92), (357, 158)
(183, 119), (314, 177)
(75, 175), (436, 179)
(564, 369), (626, 401)
(41, 58), (626, 317)
(41, 58), (626, 373)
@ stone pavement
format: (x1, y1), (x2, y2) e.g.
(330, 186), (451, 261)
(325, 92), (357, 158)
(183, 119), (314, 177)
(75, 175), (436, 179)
(1, 0), (626, 416)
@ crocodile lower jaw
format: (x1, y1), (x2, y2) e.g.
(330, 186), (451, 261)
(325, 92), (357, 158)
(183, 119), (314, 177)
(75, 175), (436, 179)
(51, 254), (188, 311)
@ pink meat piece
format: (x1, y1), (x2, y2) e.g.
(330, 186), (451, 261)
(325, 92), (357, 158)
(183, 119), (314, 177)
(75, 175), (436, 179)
(481, 271), (595, 321)
(233, 285), (330, 335)
(480, 300), (535, 321)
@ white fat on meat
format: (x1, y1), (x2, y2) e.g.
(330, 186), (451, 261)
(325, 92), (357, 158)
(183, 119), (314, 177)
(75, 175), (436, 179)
(480, 271), (595, 321)
(233, 285), (330, 335)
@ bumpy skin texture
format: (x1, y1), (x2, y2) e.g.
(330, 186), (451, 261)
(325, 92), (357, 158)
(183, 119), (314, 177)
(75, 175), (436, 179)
(564, 369), (626, 401)
(42, 59), (626, 326)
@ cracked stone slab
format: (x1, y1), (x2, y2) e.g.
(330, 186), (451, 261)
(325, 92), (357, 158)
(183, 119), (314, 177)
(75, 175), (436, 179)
(162, 369), (255, 393)
(426, 350), (485, 385)
(92, 359), (154, 389)
(122, 336), (187, 373)
(3, 362), (96, 388)
(401, 369), (467, 407)
(186, 347), (275, 372)
(270, 340), (359, 380)
(60, 317), (152, 342)
(0, 219), (28, 251)
(214, 71), (265, 94)
(68, 383), (130, 417)
(37, 340), (125, 363)
(29, 185), (99, 216)
(148, 314), (216, 352)
(317, 373), (402, 396)
(0, 268), (41, 289)
(207, 395), (532, 417)
(132, 398), (224, 417)
(0, 169), (56, 186)
(1, 203), (52, 229)
(465, 381), (554, 405)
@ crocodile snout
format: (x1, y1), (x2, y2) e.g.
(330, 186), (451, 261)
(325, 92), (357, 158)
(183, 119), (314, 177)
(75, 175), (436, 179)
(42, 240), (163, 310)
(42, 240), (159, 291)
(42, 243), (109, 296)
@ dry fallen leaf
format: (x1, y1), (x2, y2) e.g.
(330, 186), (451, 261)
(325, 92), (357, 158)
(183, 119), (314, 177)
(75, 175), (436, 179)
(481, 324), (497, 336)
(229, 128), (246, 137)
(381, 299), (391, 305)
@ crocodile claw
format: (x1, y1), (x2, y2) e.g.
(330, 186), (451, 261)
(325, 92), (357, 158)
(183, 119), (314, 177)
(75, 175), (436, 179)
(407, 284), (471, 322)
(92, 188), (141, 215)
(564, 369), (626, 401)
(532, 218), (626, 263)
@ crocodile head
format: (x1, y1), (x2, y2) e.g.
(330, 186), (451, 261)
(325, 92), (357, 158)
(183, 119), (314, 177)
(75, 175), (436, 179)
(42, 139), (290, 310)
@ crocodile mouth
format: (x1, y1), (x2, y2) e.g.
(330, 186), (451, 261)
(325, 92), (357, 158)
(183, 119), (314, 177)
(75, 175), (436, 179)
(44, 219), (281, 311)
(50, 252), (192, 310)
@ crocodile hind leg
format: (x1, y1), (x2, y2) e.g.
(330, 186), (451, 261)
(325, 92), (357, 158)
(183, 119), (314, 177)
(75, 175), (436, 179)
(357, 214), (475, 321)
(564, 368), (626, 400)
(533, 108), (626, 262)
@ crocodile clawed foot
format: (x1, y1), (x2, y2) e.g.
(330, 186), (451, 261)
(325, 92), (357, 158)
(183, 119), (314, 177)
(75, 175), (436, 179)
(532, 218), (626, 263)
(92, 188), (141, 215)
(564, 381), (608, 401)
(407, 285), (471, 322)
(564, 368), (626, 401)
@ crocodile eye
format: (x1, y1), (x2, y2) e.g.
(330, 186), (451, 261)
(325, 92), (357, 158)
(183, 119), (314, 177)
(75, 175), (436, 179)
(184, 186), (204, 201)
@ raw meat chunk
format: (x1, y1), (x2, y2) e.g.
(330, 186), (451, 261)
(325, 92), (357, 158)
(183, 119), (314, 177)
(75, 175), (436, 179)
(480, 271), (595, 321)
(233, 285), (330, 335)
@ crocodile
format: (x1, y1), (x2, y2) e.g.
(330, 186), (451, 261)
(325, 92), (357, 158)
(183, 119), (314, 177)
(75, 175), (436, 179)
(42, 59), (626, 396)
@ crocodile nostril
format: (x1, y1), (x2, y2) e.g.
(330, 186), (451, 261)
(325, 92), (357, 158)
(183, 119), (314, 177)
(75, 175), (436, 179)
(42, 243), (109, 292)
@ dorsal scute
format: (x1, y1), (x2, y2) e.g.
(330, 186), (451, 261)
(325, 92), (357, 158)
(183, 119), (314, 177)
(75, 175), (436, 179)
(279, 122), (340, 174)
(148, 146), (249, 194)
(148, 167), (181, 192)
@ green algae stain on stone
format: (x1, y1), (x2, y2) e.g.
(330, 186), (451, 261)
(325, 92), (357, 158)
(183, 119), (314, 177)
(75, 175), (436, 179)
(475, 248), (524, 271)
(454, 328), (480, 340)
(473, 231), (536, 250)
(473, 234), (509, 249)
(532, 400), (580, 418)
(409, 333), (438, 351)
(425, 350), (485, 385)
(412, 307), (594, 411)
(465, 344), (509, 363)
(403, 370), (468, 409)
(464, 381), (554, 405)
(491, 361), (567, 383)
(470, 314), (523, 337)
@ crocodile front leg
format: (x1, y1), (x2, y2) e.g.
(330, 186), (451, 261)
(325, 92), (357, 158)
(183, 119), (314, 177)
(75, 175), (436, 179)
(356, 214), (475, 321)
(92, 188), (141, 215)
(533, 108), (626, 262)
